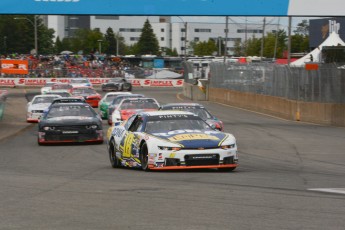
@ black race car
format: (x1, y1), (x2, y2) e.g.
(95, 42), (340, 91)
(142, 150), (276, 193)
(38, 102), (103, 145)
(101, 78), (132, 92)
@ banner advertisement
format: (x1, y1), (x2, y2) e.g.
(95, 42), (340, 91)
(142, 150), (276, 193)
(0, 78), (184, 88)
(0, 60), (29, 75)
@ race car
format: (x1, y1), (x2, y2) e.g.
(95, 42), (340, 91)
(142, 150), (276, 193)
(107, 111), (238, 171)
(70, 86), (101, 108)
(159, 103), (224, 131)
(51, 83), (73, 92)
(41, 82), (55, 94)
(110, 97), (159, 124)
(27, 94), (62, 122)
(101, 77), (132, 92)
(70, 78), (92, 88)
(38, 102), (103, 145)
(45, 89), (72, 98)
(98, 92), (132, 119)
(107, 94), (145, 125)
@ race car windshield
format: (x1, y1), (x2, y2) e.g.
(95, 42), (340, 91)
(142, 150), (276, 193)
(71, 79), (89, 83)
(104, 94), (120, 103)
(108, 78), (123, 83)
(111, 95), (144, 106)
(46, 105), (96, 118)
(120, 99), (159, 110)
(32, 96), (59, 104)
(164, 106), (213, 120)
(145, 116), (212, 133)
(52, 84), (72, 90)
(44, 82), (55, 87)
(72, 88), (95, 95)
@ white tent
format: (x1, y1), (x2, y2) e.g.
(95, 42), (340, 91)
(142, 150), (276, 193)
(291, 20), (345, 66)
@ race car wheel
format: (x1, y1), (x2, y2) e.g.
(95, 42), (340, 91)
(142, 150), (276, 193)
(218, 167), (236, 172)
(140, 142), (150, 171)
(109, 140), (121, 168)
(123, 84), (132, 91)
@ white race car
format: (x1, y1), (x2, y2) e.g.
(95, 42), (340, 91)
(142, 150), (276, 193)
(27, 94), (61, 122)
(107, 111), (238, 171)
(40, 82), (55, 94)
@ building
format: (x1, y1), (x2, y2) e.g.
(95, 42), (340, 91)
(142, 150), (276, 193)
(47, 15), (280, 56)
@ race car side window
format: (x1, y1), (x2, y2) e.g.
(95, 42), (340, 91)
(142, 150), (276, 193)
(128, 117), (143, 132)
(124, 115), (136, 130)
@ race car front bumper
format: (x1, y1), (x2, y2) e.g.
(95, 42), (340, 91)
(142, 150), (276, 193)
(147, 149), (238, 170)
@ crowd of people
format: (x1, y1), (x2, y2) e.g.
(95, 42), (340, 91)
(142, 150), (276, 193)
(0, 53), (134, 78)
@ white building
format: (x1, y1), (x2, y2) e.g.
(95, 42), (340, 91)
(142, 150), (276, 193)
(47, 15), (279, 55)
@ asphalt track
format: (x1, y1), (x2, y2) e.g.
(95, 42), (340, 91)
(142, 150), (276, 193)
(1, 87), (345, 230)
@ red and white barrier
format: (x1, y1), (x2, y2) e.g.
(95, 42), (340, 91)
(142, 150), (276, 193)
(0, 78), (184, 87)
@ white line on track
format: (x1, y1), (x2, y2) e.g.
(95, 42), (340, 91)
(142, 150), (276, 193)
(308, 188), (345, 195)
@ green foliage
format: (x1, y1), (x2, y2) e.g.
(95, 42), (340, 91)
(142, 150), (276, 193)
(233, 39), (243, 56)
(0, 15), (55, 55)
(294, 20), (309, 36)
(193, 39), (217, 56)
(104, 27), (116, 55)
(245, 35), (261, 56)
(136, 19), (159, 55)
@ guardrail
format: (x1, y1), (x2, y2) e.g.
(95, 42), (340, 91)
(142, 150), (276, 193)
(0, 90), (8, 121)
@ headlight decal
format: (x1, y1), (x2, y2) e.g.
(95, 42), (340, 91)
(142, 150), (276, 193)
(218, 134), (229, 146)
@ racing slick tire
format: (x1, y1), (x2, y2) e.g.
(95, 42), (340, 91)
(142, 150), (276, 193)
(123, 84), (132, 91)
(218, 167), (236, 172)
(140, 142), (150, 171)
(109, 139), (121, 168)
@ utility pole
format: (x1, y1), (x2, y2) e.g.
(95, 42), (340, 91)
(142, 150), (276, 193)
(287, 16), (292, 65)
(260, 17), (266, 61)
(224, 16), (228, 62)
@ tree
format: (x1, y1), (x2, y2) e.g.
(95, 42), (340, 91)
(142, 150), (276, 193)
(136, 19), (159, 55)
(0, 15), (55, 55)
(291, 20), (310, 53)
(233, 39), (244, 56)
(104, 27), (117, 55)
(245, 35), (261, 56)
(294, 20), (309, 36)
(70, 28), (103, 54)
(193, 39), (217, 56)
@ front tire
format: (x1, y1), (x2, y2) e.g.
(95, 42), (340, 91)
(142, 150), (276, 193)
(140, 142), (150, 171)
(109, 139), (121, 168)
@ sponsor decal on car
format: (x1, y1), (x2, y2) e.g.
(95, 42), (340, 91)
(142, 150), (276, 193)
(168, 133), (219, 141)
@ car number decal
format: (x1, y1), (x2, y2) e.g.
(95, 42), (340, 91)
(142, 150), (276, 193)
(123, 133), (135, 158)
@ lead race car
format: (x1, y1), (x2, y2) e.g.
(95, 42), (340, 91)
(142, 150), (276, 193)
(107, 111), (238, 171)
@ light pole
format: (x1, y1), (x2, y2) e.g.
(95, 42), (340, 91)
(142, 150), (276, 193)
(14, 15), (38, 56)
(97, 39), (103, 54)
(115, 37), (119, 56)
(218, 36), (222, 57)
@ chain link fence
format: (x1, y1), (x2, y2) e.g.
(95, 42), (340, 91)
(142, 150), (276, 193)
(183, 62), (345, 103)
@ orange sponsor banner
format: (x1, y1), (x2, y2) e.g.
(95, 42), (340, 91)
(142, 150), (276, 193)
(305, 63), (319, 71)
(0, 59), (29, 74)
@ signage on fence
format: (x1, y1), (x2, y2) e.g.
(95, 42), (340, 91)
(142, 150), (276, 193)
(0, 78), (184, 87)
(0, 60), (29, 75)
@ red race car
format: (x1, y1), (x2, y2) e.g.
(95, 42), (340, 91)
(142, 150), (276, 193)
(70, 86), (101, 108)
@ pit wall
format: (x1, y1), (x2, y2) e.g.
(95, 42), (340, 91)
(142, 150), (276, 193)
(207, 87), (345, 127)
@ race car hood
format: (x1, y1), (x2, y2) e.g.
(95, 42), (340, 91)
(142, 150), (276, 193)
(41, 116), (101, 126)
(150, 129), (229, 148)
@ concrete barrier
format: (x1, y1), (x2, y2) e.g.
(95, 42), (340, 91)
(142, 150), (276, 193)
(183, 80), (208, 101)
(209, 87), (345, 127)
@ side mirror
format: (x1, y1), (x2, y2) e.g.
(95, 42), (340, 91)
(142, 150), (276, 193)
(210, 124), (217, 130)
